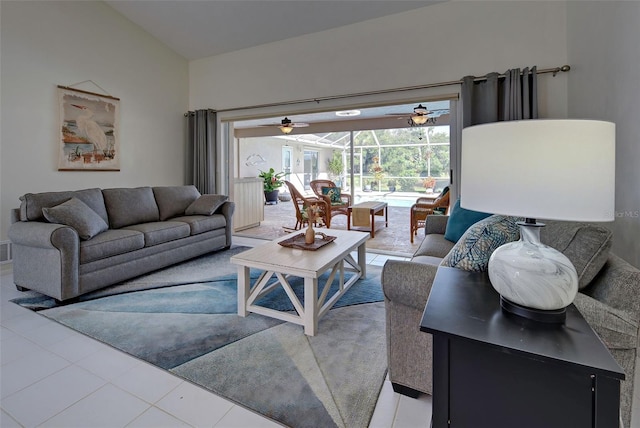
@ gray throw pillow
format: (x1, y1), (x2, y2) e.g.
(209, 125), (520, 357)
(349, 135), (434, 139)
(42, 197), (108, 240)
(539, 221), (612, 290)
(185, 194), (228, 216)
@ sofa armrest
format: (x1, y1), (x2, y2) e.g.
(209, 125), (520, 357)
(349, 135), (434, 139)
(220, 201), (235, 246)
(425, 215), (449, 236)
(8, 221), (78, 250)
(582, 254), (640, 315)
(382, 260), (439, 311)
(8, 221), (80, 301)
(574, 292), (639, 350)
(574, 291), (638, 428)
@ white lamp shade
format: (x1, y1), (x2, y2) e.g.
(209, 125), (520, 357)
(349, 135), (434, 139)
(461, 119), (615, 222)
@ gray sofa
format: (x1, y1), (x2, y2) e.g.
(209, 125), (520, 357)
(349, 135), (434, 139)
(8, 185), (234, 302)
(382, 215), (639, 427)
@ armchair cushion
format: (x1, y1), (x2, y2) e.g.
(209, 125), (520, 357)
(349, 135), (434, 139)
(444, 199), (492, 243)
(321, 186), (344, 205)
(441, 215), (521, 272)
(42, 197), (108, 240)
(185, 194), (228, 216)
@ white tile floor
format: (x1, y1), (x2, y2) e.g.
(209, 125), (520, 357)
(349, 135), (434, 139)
(3, 236), (638, 427)
(0, 237), (432, 428)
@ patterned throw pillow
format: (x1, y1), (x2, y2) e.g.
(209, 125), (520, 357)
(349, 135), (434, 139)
(441, 215), (522, 272)
(321, 187), (342, 204)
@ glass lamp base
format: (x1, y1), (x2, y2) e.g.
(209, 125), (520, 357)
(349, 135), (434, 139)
(500, 296), (566, 324)
(488, 221), (579, 313)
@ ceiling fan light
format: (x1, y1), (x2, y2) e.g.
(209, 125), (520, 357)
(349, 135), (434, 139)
(279, 125), (294, 134)
(412, 114), (428, 125)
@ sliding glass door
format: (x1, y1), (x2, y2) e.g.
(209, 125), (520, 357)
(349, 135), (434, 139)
(303, 150), (319, 189)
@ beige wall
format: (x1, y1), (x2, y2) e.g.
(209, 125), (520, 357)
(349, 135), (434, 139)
(236, 137), (333, 190)
(7, 1), (635, 268)
(0, 1), (189, 240)
(567, 1), (640, 268)
(190, 1), (569, 119)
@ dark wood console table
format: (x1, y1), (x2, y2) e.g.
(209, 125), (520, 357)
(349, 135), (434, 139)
(420, 267), (624, 428)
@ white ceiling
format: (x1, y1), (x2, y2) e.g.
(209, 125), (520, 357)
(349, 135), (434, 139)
(106, 0), (442, 60)
(234, 100), (451, 128)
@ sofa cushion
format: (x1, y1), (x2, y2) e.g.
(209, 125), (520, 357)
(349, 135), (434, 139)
(444, 198), (492, 243)
(185, 194), (228, 216)
(123, 221), (191, 247)
(153, 185), (201, 221)
(171, 214), (227, 235)
(414, 233), (455, 259)
(20, 188), (108, 223)
(79, 229), (145, 264)
(540, 221), (613, 290)
(103, 187), (160, 229)
(441, 215), (521, 272)
(42, 197), (108, 240)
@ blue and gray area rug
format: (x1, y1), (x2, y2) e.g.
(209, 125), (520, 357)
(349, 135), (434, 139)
(12, 246), (387, 428)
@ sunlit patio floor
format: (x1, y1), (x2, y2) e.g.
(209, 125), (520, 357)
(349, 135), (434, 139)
(234, 191), (428, 256)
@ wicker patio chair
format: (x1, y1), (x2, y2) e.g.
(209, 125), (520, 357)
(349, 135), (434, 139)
(309, 179), (351, 228)
(410, 186), (450, 243)
(284, 181), (329, 231)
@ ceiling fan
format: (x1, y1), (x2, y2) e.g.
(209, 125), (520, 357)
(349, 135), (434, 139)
(386, 104), (441, 126)
(259, 117), (309, 134)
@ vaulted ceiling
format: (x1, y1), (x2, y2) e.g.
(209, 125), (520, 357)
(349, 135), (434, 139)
(106, 1), (443, 60)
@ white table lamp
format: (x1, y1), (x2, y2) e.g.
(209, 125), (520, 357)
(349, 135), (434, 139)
(461, 119), (615, 323)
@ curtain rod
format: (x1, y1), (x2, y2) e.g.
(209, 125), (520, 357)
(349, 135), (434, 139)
(213, 64), (570, 114)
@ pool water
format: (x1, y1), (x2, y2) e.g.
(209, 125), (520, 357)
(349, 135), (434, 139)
(353, 192), (434, 208)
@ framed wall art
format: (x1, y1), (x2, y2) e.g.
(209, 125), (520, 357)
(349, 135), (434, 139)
(57, 85), (120, 171)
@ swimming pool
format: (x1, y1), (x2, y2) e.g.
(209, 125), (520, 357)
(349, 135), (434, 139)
(352, 192), (434, 208)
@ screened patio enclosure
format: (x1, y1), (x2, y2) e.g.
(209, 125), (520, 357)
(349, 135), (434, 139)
(233, 100), (452, 206)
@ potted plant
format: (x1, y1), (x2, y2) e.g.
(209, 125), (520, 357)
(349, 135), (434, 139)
(259, 168), (285, 205)
(422, 176), (437, 193)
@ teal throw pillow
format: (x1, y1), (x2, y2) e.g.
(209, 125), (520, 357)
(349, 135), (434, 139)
(321, 187), (342, 204)
(444, 198), (492, 243)
(441, 215), (522, 272)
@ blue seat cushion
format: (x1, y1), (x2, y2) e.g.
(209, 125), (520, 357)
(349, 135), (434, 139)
(321, 187), (342, 204)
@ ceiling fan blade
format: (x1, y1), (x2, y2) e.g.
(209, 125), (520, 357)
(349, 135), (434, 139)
(256, 122), (309, 128)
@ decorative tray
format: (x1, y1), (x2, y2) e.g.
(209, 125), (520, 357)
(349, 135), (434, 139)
(278, 232), (337, 251)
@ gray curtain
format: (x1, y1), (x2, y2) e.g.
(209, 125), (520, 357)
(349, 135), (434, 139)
(186, 109), (217, 194)
(462, 66), (538, 127)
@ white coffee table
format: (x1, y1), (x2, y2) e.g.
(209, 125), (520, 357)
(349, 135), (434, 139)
(230, 229), (370, 336)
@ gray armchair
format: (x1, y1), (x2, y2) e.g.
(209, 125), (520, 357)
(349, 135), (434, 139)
(381, 215), (452, 396)
(381, 215), (639, 427)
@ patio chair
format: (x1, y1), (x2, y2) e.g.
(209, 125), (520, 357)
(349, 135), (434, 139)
(410, 186), (450, 243)
(309, 179), (352, 228)
(284, 181), (329, 231)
